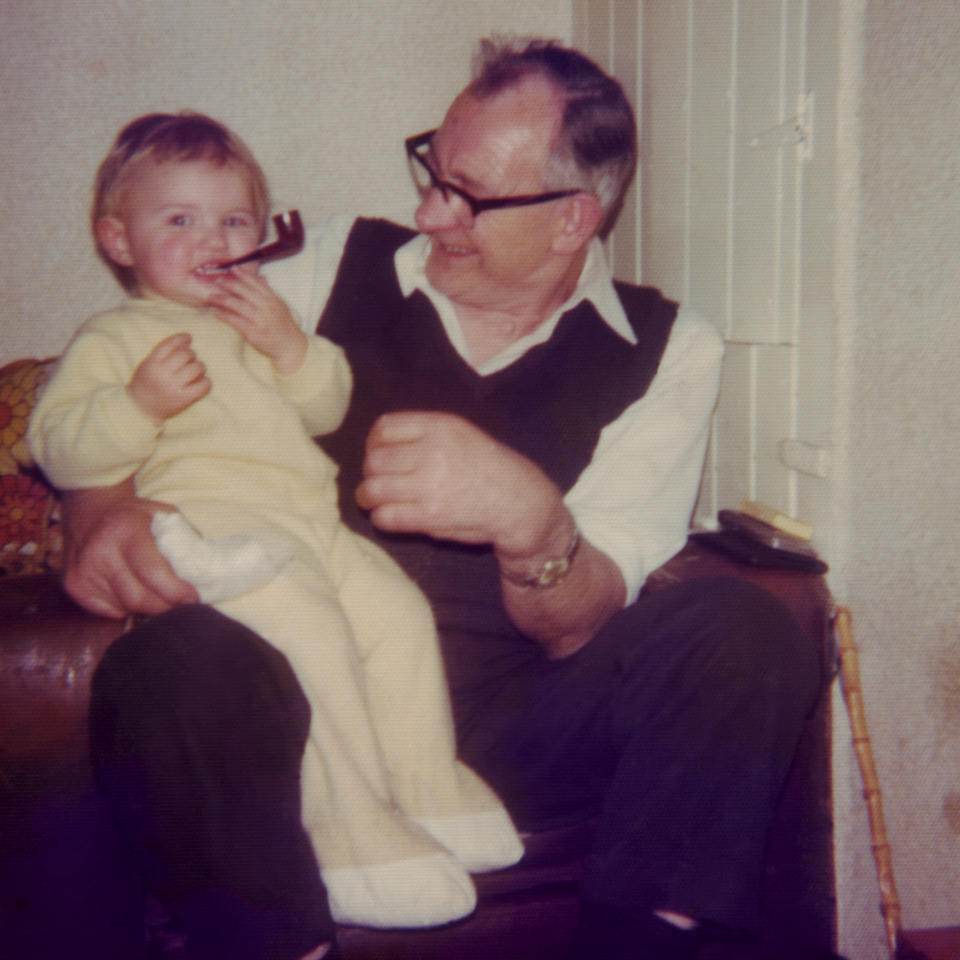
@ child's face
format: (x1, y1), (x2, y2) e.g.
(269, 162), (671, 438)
(100, 157), (262, 308)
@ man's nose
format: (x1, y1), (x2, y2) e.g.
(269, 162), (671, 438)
(415, 187), (469, 233)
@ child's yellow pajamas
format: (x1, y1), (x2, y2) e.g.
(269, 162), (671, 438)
(29, 298), (522, 928)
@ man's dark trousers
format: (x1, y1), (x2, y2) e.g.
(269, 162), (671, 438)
(89, 572), (819, 953)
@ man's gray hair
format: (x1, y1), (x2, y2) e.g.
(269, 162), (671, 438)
(470, 37), (637, 238)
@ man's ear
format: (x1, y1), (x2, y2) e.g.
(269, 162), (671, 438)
(552, 193), (604, 256)
(95, 216), (135, 267)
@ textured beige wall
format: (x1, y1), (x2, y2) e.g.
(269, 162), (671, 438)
(0, 0), (570, 360)
(833, 0), (960, 954)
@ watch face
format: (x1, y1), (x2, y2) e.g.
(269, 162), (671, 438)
(502, 528), (580, 588)
(534, 556), (570, 588)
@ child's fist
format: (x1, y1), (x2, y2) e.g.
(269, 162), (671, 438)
(128, 332), (211, 423)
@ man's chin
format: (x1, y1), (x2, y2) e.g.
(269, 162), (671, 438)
(424, 255), (459, 298)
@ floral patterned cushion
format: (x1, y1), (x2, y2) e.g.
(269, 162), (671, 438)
(0, 357), (62, 574)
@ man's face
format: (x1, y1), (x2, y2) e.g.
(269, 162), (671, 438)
(415, 76), (571, 316)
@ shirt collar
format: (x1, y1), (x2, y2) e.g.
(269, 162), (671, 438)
(394, 233), (637, 374)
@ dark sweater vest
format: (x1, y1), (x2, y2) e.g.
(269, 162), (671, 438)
(316, 218), (677, 674)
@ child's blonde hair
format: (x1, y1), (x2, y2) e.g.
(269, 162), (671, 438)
(92, 111), (270, 291)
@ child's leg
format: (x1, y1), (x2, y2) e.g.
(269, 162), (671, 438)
(215, 563), (476, 929)
(329, 528), (523, 874)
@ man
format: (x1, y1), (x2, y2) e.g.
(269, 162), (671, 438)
(66, 39), (821, 960)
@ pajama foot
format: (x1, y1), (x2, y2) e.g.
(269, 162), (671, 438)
(152, 511), (293, 603)
(413, 807), (524, 872)
(321, 852), (476, 928)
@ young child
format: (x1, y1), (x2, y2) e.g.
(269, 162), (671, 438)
(28, 112), (521, 929)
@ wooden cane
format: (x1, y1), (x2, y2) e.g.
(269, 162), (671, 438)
(834, 605), (902, 959)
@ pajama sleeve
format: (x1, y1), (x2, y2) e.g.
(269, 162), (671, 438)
(27, 323), (161, 489)
(270, 333), (354, 439)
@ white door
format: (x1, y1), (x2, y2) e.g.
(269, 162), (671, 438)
(575, 0), (839, 544)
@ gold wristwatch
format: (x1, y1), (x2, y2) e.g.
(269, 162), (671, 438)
(500, 527), (581, 589)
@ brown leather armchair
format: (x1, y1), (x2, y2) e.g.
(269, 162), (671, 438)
(0, 358), (837, 958)
(1, 541), (837, 960)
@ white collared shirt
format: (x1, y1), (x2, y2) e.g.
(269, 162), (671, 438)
(393, 233), (638, 375)
(266, 217), (723, 603)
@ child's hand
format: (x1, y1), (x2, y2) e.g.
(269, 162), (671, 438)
(209, 271), (308, 375)
(128, 333), (211, 423)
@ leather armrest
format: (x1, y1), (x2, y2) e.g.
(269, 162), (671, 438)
(0, 573), (125, 768)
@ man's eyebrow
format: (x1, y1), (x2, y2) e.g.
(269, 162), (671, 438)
(427, 141), (488, 194)
(438, 160), (489, 195)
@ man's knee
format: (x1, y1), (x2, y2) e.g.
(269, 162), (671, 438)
(707, 577), (821, 692)
(90, 605), (311, 765)
(96, 604), (295, 690)
(680, 579), (823, 732)
(616, 576), (822, 700)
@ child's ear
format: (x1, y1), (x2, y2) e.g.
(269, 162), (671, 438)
(95, 216), (135, 267)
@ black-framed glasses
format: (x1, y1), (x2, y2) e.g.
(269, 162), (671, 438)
(405, 129), (580, 223)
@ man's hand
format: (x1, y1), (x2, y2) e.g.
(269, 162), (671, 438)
(356, 411), (562, 553)
(61, 483), (199, 619)
(128, 333), (211, 423)
(209, 271), (308, 375)
(356, 411), (626, 657)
